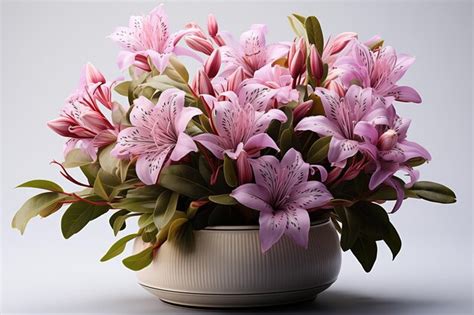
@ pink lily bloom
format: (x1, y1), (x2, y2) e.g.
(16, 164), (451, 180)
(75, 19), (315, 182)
(239, 64), (299, 112)
(295, 85), (388, 168)
(220, 24), (289, 78)
(48, 64), (118, 160)
(108, 4), (199, 73)
(322, 32), (358, 67)
(335, 40), (422, 103)
(111, 89), (202, 185)
(194, 91), (287, 161)
(231, 149), (332, 252)
(357, 105), (431, 191)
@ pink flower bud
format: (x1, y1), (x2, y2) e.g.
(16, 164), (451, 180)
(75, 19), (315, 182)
(330, 32), (357, 55)
(289, 48), (306, 79)
(133, 54), (151, 72)
(204, 49), (221, 79)
(192, 70), (215, 96)
(377, 129), (398, 151)
(85, 63), (106, 84)
(207, 14), (218, 37)
(185, 36), (214, 55)
(236, 152), (253, 184)
(309, 45), (323, 81)
(293, 100), (313, 122)
(326, 80), (345, 97)
(80, 111), (111, 133)
(47, 117), (76, 137)
(364, 35), (384, 50)
(227, 67), (245, 91)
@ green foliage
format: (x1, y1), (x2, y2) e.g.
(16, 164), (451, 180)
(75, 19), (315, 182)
(208, 194), (237, 206)
(12, 192), (68, 234)
(153, 191), (178, 229)
(101, 233), (139, 262)
(334, 201), (402, 272)
(109, 209), (129, 234)
(61, 198), (110, 239)
(305, 16), (324, 54)
(159, 165), (212, 199)
(223, 155), (238, 188)
(122, 246), (154, 271)
(16, 180), (63, 192)
(63, 149), (94, 168)
(409, 181), (456, 203)
(306, 136), (331, 163)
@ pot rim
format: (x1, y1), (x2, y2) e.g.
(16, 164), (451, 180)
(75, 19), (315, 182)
(202, 218), (330, 231)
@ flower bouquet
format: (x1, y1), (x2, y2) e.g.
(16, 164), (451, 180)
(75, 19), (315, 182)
(12, 4), (456, 307)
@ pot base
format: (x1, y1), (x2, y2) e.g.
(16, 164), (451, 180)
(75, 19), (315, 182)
(140, 282), (334, 308)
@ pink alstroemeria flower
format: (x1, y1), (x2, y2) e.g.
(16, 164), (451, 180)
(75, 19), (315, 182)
(194, 91), (287, 161)
(321, 32), (358, 67)
(109, 4), (198, 73)
(231, 149), (332, 252)
(357, 105), (431, 191)
(295, 85), (388, 168)
(239, 64), (299, 111)
(220, 24), (289, 77)
(47, 64), (118, 159)
(111, 89), (202, 185)
(335, 40), (422, 103)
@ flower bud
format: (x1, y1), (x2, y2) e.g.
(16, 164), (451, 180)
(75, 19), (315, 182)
(293, 100), (313, 122)
(309, 45), (323, 81)
(47, 117), (76, 137)
(185, 36), (214, 55)
(289, 48), (306, 79)
(85, 63), (106, 84)
(326, 80), (345, 97)
(192, 70), (215, 96)
(227, 67), (245, 91)
(207, 14), (218, 37)
(204, 49), (221, 79)
(377, 129), (398, 151)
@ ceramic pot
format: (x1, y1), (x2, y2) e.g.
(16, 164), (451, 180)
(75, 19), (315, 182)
(134, 219), (341, 308)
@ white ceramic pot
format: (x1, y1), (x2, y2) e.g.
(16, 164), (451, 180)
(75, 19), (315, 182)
(134, 219), (341, 308)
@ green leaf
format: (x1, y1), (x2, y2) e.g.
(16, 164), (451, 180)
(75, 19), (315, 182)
(351, 201), (390, 241)
(138, 213), (154, 228)
(16, 180), (63, 192)
(279, 128), (294, 155)
(122, 246), (154, 271)
(305, 16), (324, 54)
(405, 157), (426, 168)
(223, 155), (238, 188)
(167, 56), (189, 83)
(109, 209), (130, 235)
(335, 206), (360, 251)
(307, 136), (331, 163)
(287, 14), (306, 37)
(159, 165), (212, 199)
(111, 198), (156, 213)
(93, 169), (121, 201)
(409, 181), (456, 203)
(98, 144), (120, 175)
(12, 192), (67, 234)
(208, 194), (237, 206)
(153, 191), (178, 229)
(63, 149), (94, 168)
(100, 233), (138, 262)
(80, 163), (100, 186)
(384, 223), (402, 260)
(114, 81), (131, 96)
(168, 217), (194, 250)
(117, 159), (132, 183)
(141, 225), (158, 243)
(61, 199), (110, 239)
(350, 237), (378, 272)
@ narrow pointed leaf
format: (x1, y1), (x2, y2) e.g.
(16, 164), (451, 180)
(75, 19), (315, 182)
(122, 246), (154, 271)
(16, 180), (63, 192)
(100, 233), (139, 262)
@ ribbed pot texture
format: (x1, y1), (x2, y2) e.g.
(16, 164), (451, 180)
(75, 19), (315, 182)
(134, 219), (341, 308)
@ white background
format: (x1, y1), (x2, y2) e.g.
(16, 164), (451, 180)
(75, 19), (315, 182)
(1, 1), (473, 314)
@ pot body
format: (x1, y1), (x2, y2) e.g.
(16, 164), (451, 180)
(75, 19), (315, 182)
(134, 219), (341, 308)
